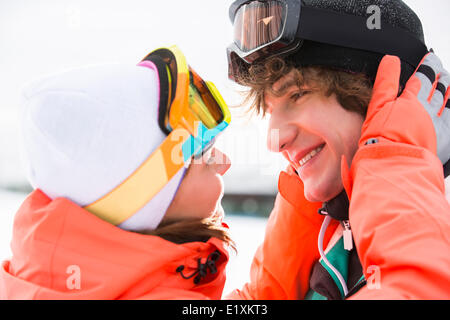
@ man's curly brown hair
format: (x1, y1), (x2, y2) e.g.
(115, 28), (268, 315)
(237, 56), (374, 118)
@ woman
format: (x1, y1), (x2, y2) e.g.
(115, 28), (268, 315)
(0, 46), (235, 300)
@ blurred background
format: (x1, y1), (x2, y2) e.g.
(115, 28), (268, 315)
(0, 0), (449, 297)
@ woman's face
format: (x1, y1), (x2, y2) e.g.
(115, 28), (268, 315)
(265, 70), (365, 202)
(164, 147), (231, 221)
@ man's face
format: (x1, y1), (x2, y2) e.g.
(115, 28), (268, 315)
(265, 70), (365, 202)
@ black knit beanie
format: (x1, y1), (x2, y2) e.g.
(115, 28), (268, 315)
(289, 0), (426, 87)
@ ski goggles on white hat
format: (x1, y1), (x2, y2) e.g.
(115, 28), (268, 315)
(84, 46), (231, 226)
(142, 46), (230, 136)
(227, 0), (428, 82)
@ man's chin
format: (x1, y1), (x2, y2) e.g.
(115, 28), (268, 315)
(303, 190), (322, 203)
(303, 182), (343, 203)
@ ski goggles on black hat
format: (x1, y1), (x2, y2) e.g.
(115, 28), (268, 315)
(227, 0), (428, 83)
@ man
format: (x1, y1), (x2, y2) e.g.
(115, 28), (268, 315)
(226, 0), (450, 299)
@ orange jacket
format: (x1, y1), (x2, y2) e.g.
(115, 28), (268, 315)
(0, 189), (228, 300)
(227, 166), (339, 299)
(227, 141), (450, 299)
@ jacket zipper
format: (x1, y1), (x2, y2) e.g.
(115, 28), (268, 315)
(342, 220), (353, 251)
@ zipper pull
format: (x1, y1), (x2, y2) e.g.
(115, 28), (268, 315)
(342, 220), (353, 251)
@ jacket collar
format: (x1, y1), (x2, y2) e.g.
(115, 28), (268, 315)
(319, 190), (350, 221)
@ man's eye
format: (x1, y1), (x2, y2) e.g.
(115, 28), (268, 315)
(290, 93), (301, 101)
(290, 91), (310, 101)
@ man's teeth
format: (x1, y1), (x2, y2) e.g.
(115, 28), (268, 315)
(299, 145), (324, 167)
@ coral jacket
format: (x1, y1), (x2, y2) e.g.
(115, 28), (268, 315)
(227, 142), (450, 299)
(0, 189), (228, 300)
(226, 166), (339, 299)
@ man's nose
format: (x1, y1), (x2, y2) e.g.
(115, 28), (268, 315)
(267, 114), (296, 153)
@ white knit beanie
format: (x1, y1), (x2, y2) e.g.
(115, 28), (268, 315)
(20, 63), (186, 232)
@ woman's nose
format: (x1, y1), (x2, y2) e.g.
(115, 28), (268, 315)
(209, 148), (231, 176)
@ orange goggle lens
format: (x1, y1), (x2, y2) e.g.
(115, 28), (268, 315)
(143, 47), (226, 133)
(233, 1), (285, 52)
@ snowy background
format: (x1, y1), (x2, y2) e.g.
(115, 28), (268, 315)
(0, 0), (449, 297)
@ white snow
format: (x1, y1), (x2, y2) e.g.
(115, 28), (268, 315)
(222, 214), (267, 297)
(0, 190), (26, 262)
